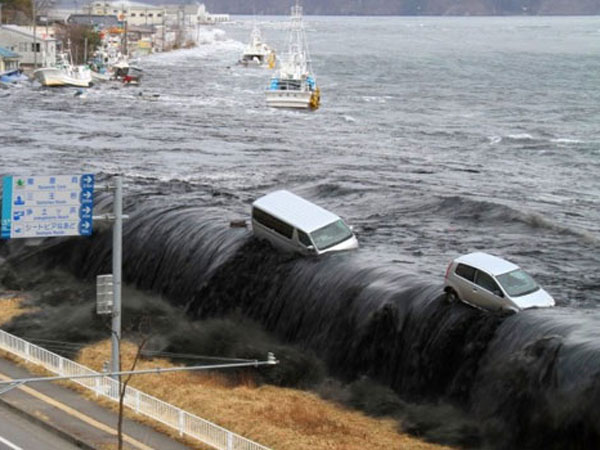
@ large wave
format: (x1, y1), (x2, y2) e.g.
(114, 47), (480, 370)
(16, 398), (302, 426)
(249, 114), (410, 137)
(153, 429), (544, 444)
(2, 196), (599, 448)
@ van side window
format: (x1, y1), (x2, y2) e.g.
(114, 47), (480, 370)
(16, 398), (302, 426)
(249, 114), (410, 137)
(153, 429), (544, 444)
(455, 264), (475, 282)
(475, 271), (501, 295)
(252, 208), (293, 239)
(297, 230), (312, 246)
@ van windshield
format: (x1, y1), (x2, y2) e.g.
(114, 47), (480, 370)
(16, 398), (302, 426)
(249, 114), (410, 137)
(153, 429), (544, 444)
(310, 220), (353, 251)
(496, 269), (539, 297)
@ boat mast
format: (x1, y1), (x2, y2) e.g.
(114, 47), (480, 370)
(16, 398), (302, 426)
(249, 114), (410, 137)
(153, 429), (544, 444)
(286, 1), (312, 78)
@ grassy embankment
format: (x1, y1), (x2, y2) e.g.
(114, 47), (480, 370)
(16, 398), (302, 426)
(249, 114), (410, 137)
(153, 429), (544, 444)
(1, 296), (451, 450)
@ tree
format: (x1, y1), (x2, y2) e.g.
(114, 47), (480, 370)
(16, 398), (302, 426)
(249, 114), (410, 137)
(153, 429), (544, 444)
(55, 24), (102, 64)
(0, 0), (33, 24)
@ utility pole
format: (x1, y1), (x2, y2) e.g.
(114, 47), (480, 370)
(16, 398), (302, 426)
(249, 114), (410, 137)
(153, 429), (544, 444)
(161, 10), (165, 51)
(33, 1), (37, 68)
(111, 176), (123, 379)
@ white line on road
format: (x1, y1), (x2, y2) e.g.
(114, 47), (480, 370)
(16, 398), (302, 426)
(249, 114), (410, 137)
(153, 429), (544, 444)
(0, 434), (23, 450)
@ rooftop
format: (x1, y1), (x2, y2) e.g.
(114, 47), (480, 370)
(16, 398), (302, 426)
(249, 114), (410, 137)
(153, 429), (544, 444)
(0, 47), (20, 59)
(252, 190), (341, 233)
(0, 24), (56, 41)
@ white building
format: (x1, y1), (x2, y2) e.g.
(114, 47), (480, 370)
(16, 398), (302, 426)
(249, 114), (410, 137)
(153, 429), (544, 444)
(0, 25), (56, 68)
(88, 0), (166, 27)
(0, 47), (21, 73)
(162, 3), (229, 28)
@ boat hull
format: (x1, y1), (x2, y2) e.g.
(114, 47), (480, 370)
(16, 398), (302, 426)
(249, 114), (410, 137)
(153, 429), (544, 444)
(90, 71), (112, 82)
(265, 90), (314, 109)
(33, 67), (92, 88)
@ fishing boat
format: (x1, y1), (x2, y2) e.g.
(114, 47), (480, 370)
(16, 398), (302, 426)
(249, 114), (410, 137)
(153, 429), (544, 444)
(33, 52), (92, 88)
(239, 25), (276, 68)
(265, 2), (320, 110)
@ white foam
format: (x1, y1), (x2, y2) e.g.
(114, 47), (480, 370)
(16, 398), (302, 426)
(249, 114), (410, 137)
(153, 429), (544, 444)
(142, 28), (243, 65)
(507, 133), (534, 140)
(551, 138), (582, 144)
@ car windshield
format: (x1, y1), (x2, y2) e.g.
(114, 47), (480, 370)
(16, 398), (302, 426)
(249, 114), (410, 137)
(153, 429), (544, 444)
(496, 269), (540, 297)
(310, 220), (353, 251)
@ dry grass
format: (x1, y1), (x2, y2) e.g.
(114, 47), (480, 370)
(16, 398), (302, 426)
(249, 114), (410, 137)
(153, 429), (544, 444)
(77, 340), (451, 450)
(0, 296), (34, 326)
(0, 299), (450, 449)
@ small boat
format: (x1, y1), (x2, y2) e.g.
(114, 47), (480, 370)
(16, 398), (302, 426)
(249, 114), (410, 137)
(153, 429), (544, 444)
(113, 60), (143, 85)
(90, 70), (112, 82)
(33, 52), (92, 88)
(239, 25), (276, 68)
(88, 56), (114, 82)
(123, 66), (143, 85)
(265, 2), (320, 110)
(0, 69), (29, 84)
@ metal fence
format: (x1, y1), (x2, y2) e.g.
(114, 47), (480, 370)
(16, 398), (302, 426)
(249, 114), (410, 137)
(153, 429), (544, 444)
(0, 329), (270, 450)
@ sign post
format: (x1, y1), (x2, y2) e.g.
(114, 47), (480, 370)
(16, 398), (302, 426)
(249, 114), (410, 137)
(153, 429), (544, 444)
(1, 174), (94, 239)
(111, 176), (122, 379)
(1, 173), (124, 381)
(96, 274), (114, 315)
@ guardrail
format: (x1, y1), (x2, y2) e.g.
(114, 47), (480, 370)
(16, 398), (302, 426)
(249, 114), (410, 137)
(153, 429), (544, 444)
(0, 329), (270, 450)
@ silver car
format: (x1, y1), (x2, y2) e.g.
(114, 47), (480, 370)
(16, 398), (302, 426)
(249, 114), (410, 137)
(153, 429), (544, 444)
(443, 252), (555, 313)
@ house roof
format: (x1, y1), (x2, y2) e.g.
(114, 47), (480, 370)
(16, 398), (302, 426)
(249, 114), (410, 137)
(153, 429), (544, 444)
(0, 47), (20, 59)
(67, 14), (120, 27)
(0, 25), (56, 41)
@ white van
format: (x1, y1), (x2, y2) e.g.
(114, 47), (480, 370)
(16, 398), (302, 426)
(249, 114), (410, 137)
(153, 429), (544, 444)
(251, 190), (359, 255)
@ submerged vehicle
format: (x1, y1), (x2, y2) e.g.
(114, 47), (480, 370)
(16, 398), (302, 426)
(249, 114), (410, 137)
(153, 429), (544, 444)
(265, 2), (320, 110)
(251, 190), (358, 255)
(444, 252), (555, 313)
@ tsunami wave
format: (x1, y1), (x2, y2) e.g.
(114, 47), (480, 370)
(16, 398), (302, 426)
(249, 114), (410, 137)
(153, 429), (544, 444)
(1, 196), (599, 448)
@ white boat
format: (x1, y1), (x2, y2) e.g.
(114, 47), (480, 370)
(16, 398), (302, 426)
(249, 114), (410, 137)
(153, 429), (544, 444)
(90, 70), (112, 82)
(265, 2), (320, 110)
(33, 52), (92, 88)
(239, 25), (275, 68)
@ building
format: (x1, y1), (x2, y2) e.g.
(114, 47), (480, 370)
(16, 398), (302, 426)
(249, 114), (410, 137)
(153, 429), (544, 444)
(0, 46), (21, 73)
(88, 1), (166, 27)
(0, 25), (56, 68)
(126, 24), (155, 55)
(67, 14), (120, 29)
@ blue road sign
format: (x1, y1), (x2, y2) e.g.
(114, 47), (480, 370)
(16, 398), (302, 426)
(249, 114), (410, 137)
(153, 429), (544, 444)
(1, 174), (95, 239)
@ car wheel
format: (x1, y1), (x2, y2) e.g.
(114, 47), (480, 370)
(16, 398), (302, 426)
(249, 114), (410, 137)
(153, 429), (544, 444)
(446, 289), (458, 305)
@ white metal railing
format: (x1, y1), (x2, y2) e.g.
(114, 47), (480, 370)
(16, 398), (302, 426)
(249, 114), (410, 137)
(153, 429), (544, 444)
(0, 329), (270, 450)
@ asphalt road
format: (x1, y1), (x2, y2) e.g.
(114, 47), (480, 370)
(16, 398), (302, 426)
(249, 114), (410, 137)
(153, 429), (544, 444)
(0, 402), (81, 450)
(0, 356), (192, 450)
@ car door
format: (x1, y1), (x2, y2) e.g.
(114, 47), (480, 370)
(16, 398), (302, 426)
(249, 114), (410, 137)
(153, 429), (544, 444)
(473, 270), (504, 310)
(452, 263), (478, 304)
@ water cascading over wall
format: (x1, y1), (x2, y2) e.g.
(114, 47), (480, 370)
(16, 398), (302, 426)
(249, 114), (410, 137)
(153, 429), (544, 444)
(3, 198), (600, 449)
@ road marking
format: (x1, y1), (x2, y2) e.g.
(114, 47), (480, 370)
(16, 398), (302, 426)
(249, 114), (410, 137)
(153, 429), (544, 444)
(0, 434), (23, 450)
(0, 372), (153, 450)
